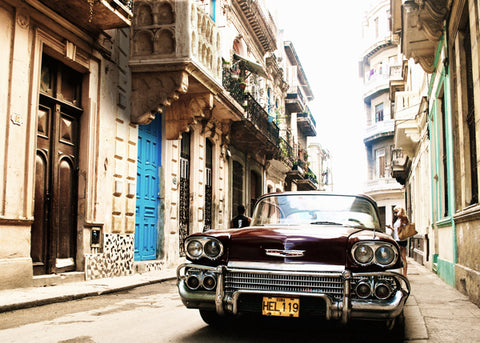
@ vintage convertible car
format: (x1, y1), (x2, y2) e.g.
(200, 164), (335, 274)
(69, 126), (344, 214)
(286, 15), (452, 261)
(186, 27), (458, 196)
(177, 192), (410, 329)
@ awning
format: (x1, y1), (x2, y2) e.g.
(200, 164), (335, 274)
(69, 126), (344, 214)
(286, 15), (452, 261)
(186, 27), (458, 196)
(233, 53), (268, 78)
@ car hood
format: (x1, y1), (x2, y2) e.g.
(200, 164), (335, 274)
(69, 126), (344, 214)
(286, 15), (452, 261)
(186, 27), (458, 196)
(219, 225), (366, 266)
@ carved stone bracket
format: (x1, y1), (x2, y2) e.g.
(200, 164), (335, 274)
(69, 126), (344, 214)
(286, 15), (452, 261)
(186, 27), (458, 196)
(131, 71), (189, 125)
(164, 93), (214, 139)
(402, 0), (448, 73)
(418, 0), (448, 41)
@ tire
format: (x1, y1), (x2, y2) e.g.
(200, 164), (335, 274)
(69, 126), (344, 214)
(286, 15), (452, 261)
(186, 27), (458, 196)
(199, 309), (224, 327)
(386, 312), (405, 342)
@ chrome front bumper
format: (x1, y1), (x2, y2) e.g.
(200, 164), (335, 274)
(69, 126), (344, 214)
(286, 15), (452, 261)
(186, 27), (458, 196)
(177, 263), (410, 323)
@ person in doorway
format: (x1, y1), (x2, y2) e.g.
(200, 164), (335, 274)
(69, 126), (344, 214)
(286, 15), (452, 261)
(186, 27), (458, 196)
(230, 205), (251, 228)
(388, 207), (409, 276)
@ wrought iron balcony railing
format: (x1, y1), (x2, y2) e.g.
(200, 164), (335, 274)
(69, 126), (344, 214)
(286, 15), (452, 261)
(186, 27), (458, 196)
(222, 68), (279, 145)
(279, 137), (295, 163)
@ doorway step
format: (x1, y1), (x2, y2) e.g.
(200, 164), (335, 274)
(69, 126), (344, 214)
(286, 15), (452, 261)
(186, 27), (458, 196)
(33, 272), (85, 287)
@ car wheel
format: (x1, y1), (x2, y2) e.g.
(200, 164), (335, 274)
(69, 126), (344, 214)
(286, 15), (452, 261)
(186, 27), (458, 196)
(199, 309), (225, 327)
(386, 312), (405, 341)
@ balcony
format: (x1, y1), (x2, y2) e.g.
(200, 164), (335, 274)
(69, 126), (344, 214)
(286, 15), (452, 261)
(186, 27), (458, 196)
(223, 71), (280, 157)
(130, 1), (238, 136)
(394, 92), (424, 157)
(364, 119), (395, 144)
(391, 149), (411, 186)
(365, 177), (404, 194)
(279, 137), (295, 165)
(393, 0), (448, 73)
(297, 111), (316, 137)
(361, 34), (394, 59)
(285, 86), (306, 113)
(296, 168), (318, 191)
(39, 0), (132, 32)
(130, 1), (221, 81)
(363, 72), (390, 103)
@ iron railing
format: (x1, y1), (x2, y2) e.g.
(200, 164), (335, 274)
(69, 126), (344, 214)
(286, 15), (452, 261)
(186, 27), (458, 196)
(116, 0), (133, 11)
(222, 68), (279, 144)
(297, 110), (317, 129)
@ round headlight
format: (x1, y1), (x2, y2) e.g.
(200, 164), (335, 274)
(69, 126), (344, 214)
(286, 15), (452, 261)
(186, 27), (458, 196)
(186, 240), (203, 258)
(374, 282), (393, 300)
(204, 239), (222, 258)
(375, 245), (395, 265)
(353, 244), (374, 264)
(356, 281), (372, 298)
(202, 274), (217, 290)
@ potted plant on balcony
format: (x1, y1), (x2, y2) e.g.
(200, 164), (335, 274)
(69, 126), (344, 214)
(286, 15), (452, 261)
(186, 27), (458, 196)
(292, 160), (299, 170)
(222, 59), (231, 69)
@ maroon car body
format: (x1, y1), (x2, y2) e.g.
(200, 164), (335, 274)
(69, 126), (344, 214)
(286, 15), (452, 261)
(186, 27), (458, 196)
(177, 192), (410, 326)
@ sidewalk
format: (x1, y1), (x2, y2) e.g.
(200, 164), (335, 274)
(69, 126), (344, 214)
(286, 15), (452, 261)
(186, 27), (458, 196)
(403, 259), (480, 342)
(0, 260), (479, 342)
(0, 268), (177, 313)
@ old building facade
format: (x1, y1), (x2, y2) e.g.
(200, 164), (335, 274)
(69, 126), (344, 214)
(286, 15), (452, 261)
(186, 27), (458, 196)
(360, 0), (405, 228)
(391, 0), (480, 306)
(0, 0), (134, 288)
(0, 0), (321, 290)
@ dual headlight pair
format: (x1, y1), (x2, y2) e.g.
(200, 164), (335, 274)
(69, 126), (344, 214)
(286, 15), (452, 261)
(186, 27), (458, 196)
(352, 241), (398, 267)
(185, 237), (223, 260)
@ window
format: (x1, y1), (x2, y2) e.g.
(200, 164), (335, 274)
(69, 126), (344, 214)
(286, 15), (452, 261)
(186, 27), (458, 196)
(232, 161), (244, 216)
(204, 139), (213, 231)
(439, 91), (449, 217)
(375, 103), (384, 122)
(462, 13), (478, 204)
(376, 149), (386, 179)
(378, 206), (386, 229)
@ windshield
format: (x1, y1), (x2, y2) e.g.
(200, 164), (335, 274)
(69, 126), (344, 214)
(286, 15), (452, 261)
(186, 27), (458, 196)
(250, 193), (381, 230)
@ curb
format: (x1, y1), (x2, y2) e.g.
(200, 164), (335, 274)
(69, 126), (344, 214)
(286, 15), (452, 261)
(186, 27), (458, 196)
(0, 275), (177, 313)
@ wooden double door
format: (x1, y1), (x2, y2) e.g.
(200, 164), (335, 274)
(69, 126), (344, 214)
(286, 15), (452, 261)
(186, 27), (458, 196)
(31, 94), (80, 275)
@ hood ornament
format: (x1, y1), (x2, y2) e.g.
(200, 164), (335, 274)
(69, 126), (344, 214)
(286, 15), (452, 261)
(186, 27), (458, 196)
(265, 249), (305, 258)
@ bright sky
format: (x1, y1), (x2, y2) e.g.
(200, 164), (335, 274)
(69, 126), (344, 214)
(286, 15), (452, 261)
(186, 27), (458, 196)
(267, 1), (370, 193)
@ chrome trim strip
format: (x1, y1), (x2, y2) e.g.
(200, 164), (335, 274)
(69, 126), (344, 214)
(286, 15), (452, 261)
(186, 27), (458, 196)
(341, 277), (350, 324)
(350, 290), (406, 319)
(215, 266), (225, 315)
(227, 261), (345, 273)
(265, 249), (305, 258)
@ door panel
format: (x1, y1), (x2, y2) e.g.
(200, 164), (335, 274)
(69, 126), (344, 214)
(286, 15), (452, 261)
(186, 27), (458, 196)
(32, 98), (79, 274)
(135, 116), (161, 261)
(32, 151), (49, 274)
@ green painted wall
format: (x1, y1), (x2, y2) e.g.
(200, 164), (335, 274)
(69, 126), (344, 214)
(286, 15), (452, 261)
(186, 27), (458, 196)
(437, 258), (456, 286)
(428, 32), (457, 287)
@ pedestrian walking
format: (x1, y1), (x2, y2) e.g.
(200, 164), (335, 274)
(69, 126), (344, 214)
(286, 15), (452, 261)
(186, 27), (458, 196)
(230, 205), (251, 228)
(388, 207), (409, 276)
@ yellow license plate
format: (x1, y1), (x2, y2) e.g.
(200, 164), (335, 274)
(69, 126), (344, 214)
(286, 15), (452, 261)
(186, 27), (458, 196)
(262, 296), (300, 317)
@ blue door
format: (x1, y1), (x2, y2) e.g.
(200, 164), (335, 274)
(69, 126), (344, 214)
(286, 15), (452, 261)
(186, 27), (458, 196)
(135, 116), (161, 261)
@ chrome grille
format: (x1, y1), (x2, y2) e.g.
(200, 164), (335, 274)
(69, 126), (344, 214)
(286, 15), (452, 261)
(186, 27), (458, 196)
(224, 270), (345, 299)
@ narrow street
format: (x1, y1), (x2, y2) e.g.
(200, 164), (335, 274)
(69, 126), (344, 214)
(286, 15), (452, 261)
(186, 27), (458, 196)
(0, 280), (402, 343)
